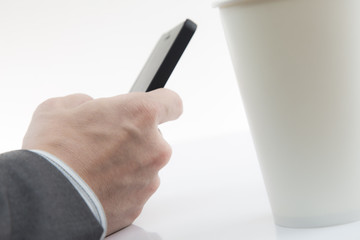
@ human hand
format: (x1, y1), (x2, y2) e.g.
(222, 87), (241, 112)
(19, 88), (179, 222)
(22, 89), (183, 235)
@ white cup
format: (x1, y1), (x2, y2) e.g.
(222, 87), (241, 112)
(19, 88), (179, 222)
(215, 0), (360, 228)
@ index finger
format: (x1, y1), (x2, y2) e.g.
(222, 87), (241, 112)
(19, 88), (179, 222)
(145, 88), (183, 124)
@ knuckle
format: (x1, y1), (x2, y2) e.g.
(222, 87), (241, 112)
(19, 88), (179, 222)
(148, 176), (161, 195)
(66, 93), (94, 107)
(36, 94), (93, 113)
(152, 141), (172, 169)
(36, 97), (60, 111)
(70, 93), (93, 101)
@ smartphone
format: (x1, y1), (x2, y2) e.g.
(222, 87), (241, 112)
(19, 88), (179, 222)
(129, 19), (197, 92)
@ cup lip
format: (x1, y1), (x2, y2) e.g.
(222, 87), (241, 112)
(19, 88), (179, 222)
(213, 0), (253, 8)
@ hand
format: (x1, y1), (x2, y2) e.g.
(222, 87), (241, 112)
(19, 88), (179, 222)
(22, 89), (183, 235)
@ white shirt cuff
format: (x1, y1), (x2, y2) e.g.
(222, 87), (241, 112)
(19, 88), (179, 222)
(30, 150), (107, 240)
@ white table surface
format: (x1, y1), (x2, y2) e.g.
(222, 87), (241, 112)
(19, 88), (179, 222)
(105, 131), (360, 240)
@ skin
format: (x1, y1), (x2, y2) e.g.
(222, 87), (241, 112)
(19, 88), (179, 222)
(22, 89), (183, 235)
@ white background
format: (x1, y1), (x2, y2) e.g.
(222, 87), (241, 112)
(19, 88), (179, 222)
(0, 0), (249, 153)
(4, 2), (360, 239)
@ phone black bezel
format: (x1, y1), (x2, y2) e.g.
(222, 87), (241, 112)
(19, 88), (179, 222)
(130, 19), (197, 92)
(146, 19), (197, 92)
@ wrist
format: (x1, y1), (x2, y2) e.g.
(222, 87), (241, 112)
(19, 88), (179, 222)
(30, 149), (107, 239)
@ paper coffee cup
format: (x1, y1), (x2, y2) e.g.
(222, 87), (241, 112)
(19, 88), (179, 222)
(215, 0), (360, 228)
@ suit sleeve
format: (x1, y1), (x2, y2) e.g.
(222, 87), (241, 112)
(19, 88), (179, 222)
(0, 150), (104, 240)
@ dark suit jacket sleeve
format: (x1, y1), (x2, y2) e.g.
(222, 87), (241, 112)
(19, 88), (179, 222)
(0, 150), (104, 240)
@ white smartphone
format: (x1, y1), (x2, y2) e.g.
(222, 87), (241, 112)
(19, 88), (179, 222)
(130, 19), (197, 92)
